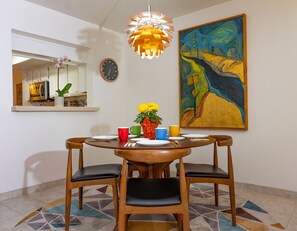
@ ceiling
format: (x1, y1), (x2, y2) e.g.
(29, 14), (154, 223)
(13, 58), (49, 71)
(25, 0), (230, 34)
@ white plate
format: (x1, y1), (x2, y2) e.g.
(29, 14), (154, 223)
(136, 140), (170, 146)
(130, 138), (149, 142)
(182, 134), (209, 138)
(91, 135), (118, 140)
(168, 137), (185, 141)
(128, 134), (137, 138)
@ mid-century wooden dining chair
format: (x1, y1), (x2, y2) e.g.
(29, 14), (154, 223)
(65, 137), (122, 231)
(115, 148), (191, 231)
(176, 135), (236, 226)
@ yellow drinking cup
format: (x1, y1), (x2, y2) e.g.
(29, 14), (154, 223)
(169, 125), (180, 137)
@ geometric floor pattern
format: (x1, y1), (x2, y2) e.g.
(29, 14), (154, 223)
(15, 184), (286, 230)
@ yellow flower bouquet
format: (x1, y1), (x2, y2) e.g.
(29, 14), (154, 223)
(134, 102), (162, 139)
(134, 102), (162, 124)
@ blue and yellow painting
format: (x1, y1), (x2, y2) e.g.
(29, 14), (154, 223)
(179, 14), (247, 129)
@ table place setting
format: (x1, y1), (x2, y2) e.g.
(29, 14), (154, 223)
(86, 100), (211, 148)
(188, 138), (210, 142)
(91, 135), (118, 140)
(119, 124), (183, 147)
(124, 141), (137, 147)
(136, 139), (170, 146)
(118, 123), (211, 146)
(168, 136), (185, 141)
(170, 140), (180, 147)
(181, 134), (209, 138)
(88, 135), (118, 142)
(88, 131), (210, 146)
(124, 139), (171, 147)
(129, 134), (137, 138)
(180, 133), (210, 142)
(130, 138), (149, 142)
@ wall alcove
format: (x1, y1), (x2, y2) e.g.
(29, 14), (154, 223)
(11, 30), (99, 112)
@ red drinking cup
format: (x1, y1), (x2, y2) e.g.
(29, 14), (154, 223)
(118, 127), (129, 142)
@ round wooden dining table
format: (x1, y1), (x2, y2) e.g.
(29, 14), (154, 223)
(85, 136), (216, 178)
(85, 136), (215, 150)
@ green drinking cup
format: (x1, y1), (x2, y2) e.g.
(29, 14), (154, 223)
(130, 125), (141, 137)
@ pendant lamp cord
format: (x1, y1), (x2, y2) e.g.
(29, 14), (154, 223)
(148, 0), (151, 19)
(147, 0), (151, 12)
(99, 0), (121, 27)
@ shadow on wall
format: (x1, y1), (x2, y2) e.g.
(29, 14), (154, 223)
(90, 123), (112, 136)
(76, 27), (123, 74)
(23, 151), (66, 195)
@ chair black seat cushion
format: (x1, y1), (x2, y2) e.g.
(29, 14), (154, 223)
(72, 164), (122, 182)
(126, 178), (181, 207)
(176, 163), (228, 178)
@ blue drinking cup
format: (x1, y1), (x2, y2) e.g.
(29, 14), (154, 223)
(155, 128), (169, 140)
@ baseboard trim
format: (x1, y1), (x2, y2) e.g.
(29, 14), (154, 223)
(235, 182), (297, 199)
(170, 170), (297, 198)
(0, 178), (65, 202)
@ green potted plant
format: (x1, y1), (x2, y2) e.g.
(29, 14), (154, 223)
(54, 56), (72, 107)
(56, 83), (72, 97)
(54, 83), (72, 107)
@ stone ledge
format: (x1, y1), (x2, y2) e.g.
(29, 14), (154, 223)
(11, 106), (99, 112)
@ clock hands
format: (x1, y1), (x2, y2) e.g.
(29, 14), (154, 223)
(100, 58), (118, 82)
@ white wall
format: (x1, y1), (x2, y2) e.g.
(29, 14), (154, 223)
(123, 0), (297, 192)
(0, 0), (126, 194)
(1, 0), (297, 195)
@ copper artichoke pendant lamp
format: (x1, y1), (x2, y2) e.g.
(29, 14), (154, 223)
(126, 0), (174, 59)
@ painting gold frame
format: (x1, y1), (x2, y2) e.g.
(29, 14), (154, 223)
(179, 14), (247, 130)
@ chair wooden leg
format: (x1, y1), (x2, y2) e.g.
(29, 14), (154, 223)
(125, 215), (129, 231)
(229, 183), (236, 226)
(65, 188), (72, 231)
(164, 165), (170, 177)
(112, 181), (119, 224)
(182, 211), (190, 231)
(174, 214), (183, 231)
(118, 213), (127, 231)
(214, 183), (219, 206)
(128, 163), (133, 177)
(186, 181), (191, 202)
(79, 187), (83, 209)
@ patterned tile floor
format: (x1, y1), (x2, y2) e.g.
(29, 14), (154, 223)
(1, 183), (297, 230)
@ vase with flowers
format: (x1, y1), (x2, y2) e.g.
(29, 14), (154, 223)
(134, 102), (162, 139)
(54, 56), (72, 107)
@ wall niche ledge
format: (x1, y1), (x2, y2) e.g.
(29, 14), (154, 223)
(11, 106), (99, 112)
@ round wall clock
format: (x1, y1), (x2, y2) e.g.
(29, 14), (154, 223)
(99, 58), (119, 82)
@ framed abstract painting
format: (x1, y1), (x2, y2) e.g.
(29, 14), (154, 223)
(179, 14), (247, 130)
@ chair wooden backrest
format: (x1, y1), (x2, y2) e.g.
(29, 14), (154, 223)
(180, 135), (236, 226)
(65, 137), (121, 231)
(66, 137), (89, 187)
(210, 135), (234, 179)
(115, 148), (191, 231)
